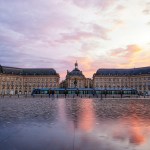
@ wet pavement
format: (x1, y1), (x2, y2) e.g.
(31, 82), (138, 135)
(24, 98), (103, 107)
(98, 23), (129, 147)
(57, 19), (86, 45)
(0, 98), (150, 150)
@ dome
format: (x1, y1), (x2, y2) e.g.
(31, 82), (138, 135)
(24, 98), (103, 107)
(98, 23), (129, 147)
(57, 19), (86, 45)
(67, 61), (85, 77)
(69, 68), (84, 76)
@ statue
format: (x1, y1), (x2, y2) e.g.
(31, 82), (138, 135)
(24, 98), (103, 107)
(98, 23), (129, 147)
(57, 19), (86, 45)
(74, 78), (77, 88)
(75, 60), (78, 69)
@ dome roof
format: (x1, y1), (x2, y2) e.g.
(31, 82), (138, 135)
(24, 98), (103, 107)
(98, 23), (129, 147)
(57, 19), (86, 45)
(67, 68), (84, 77)
(67, 61), (85, 77)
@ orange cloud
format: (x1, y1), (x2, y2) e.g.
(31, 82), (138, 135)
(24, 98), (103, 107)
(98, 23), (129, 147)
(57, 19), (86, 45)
(111, 44), (142, 57)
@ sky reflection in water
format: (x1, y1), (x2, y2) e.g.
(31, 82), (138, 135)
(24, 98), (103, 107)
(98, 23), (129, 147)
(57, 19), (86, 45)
(0, 98), (150, 150)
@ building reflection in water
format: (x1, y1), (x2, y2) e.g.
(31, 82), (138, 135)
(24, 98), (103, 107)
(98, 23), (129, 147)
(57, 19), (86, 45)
(112, 117), (147, 145)
(112, 102), (150, 146)
(1, 99), (150, 150)
(129, 117), (145, 144)
(62, 99), (150, 149)
(64, 99), (95, 132)
(78, 100), (95, 132)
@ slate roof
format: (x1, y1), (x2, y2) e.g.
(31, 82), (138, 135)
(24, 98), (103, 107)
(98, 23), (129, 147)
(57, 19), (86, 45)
(0, 65), (3, 73)
(95, 66), (150, 76)
(0, 65), (59, 76)
(67, 68), (85, 77)
(22, 68), (58, 75)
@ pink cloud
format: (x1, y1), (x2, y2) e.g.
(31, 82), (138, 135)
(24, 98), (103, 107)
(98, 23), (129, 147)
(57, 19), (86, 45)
(109, 45), (150, 69)
(143, 2), (150, 15)
(55, 24), (110, 43)
(80, 42), (99, 54)
(115, 5), (125, 11)
(56, 31), (94, 43)
(111, 45), (142, 57)
(67, 0), (117, 10)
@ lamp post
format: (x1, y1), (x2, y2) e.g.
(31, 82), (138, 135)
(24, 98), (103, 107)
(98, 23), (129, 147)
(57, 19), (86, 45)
(74, 78), (77, 88)
(120, 88), (123, 98)
(105, 89), (107, 98)
(64, 80), (67, 98)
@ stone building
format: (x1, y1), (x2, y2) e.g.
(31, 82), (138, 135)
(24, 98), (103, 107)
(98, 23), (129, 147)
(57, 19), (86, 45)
(93, 67), (150, 94)
(65, 61), (92, 88)
(85, 78), (93, 88)
(1, 63), (150, 95)
(0, 65), (60, 95)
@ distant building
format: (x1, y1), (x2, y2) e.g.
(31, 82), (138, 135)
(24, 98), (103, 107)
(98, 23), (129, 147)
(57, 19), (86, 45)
(93, 67), (150, 94)
(85, 78), (93, 88)
(65, 61), (92, 88)
(65, 61), (86, 88)
(0, 65), (60, 95)
(1, 63), (150, 95)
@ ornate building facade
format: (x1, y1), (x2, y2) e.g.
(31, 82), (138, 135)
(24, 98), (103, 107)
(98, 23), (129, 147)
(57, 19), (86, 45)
(1, 63), (150, 95)
(93, 67), (150, 94)
(64, 62), (92, 88)
(0, 65), (59, 95)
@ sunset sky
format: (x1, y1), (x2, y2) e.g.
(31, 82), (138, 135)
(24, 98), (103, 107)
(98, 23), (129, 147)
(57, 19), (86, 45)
(0, 0), (150, 79)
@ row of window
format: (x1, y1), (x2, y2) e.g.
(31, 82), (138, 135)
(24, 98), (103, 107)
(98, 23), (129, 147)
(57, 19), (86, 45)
(1, 84), (58, 88)
(24, 79), (58, 82)
(0, 76), (59, 81)
(1, 82), (58, 85)
(95, 85), (150, 90)
(94, 77), (150, 82)
(1, 79), (58, 82)
(95, 82), (149, 85)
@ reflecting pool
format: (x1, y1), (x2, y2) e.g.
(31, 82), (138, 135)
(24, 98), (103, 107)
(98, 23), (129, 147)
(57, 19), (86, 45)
(0, 98), (150, 150)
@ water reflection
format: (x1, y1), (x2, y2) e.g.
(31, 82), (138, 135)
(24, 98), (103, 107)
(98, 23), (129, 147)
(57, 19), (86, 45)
(63, 99), (150, 149)
(1, 98), (150, 150)
(78, 100), (95, 133)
